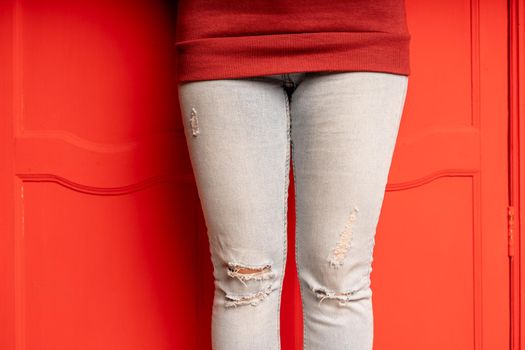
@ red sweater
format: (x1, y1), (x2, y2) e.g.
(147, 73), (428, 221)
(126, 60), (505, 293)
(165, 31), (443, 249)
(175, 0), (411, 83)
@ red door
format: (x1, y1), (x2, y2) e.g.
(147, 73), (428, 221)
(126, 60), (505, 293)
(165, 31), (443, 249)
(0, 0), (514, 349)
(373, 0), (510, 348)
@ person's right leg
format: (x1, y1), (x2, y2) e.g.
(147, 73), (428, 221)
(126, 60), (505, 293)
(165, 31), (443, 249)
(177, 75), (291, 350)
(290, 71), (409, 350)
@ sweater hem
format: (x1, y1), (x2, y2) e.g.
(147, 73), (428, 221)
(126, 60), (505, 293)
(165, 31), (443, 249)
(175, 31), (411, 82)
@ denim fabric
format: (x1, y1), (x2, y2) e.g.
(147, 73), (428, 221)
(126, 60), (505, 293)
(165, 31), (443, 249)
(177, 71), (409, 350)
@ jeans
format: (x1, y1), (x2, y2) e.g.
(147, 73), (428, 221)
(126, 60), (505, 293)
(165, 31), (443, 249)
(177, 71), (409, 350)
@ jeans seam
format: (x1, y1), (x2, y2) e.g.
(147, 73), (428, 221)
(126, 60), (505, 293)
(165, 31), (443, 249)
(277, 87), (291, 350)
(281, 74), (295, 89)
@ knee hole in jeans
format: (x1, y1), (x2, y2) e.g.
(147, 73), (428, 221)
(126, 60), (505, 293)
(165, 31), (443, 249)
(223, 262), (277, 308)
(328, 206), (359, 268)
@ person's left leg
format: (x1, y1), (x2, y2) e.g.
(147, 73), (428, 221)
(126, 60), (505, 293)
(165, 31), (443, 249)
(290, 71), (409, 350)
(178, 75), (292, 350)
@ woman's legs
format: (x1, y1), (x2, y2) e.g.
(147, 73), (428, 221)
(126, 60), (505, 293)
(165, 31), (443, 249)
(177, 70), (409, 350)
(290, 71), (409, 350)
(178, 76), (291, 350)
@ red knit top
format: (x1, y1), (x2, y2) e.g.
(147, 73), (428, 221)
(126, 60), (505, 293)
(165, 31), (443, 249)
(174, 0), (411, 83)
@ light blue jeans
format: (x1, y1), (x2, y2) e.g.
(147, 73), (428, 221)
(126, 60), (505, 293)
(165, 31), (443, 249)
(177, 71), (409, 350)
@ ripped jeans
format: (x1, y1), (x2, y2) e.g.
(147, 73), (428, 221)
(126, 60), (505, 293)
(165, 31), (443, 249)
(177, 71), (409, 350)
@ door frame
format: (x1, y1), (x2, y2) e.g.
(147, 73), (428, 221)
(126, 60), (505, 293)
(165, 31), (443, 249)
(510, 0), (524, 349)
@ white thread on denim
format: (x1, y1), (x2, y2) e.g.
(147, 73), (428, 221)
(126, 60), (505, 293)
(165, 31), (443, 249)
(328, 206), (359, 268)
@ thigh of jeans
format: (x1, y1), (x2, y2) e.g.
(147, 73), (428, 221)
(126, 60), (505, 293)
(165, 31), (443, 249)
(291, 70), (408, 304)
(289, 71), (408, 349)
(177, 77), (291, 305)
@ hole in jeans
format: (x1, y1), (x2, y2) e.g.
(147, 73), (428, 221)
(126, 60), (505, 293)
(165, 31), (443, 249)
(225, 284), (274, 308)
(312, 286), (368, 307)
(328, 206), (359, 268)
(226, 262), (275, 287)
(189, 107), (200, 136)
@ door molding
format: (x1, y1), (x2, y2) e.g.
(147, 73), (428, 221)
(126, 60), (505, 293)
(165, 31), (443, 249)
(509, 0), (524, 349)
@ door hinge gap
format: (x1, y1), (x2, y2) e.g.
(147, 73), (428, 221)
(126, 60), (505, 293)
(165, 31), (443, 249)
(508, 205), (515, 257)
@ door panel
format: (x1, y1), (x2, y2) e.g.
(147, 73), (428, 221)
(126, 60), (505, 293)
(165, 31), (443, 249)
(375, 0), (509, 348)
(3, 0), (199, 349)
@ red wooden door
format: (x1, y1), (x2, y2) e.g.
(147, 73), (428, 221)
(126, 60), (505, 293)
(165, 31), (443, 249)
(374, 0), (510, 348)
(1, 1), (198, 349)
(0, 0), (512, 349)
